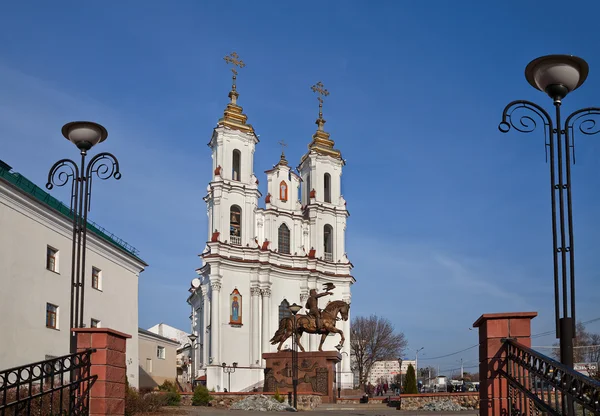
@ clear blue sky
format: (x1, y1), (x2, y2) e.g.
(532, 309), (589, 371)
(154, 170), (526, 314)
(2, 1), (600, 373)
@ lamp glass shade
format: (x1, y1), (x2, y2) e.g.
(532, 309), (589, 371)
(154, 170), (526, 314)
(288, 303), (302, 315)
(62, 121), (108, 150)
(525, 55), (589, 94)
(335, 344), (342, 352)
(222, 362), (226, 368)
(233, 362), (238, 368)
(188, 333), (197, 343)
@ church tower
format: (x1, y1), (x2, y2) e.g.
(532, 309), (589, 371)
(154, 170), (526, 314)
(189, 58), (354, 393)
(298, 82), (348, 265)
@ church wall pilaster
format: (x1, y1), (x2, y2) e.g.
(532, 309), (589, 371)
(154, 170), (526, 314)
(201, 285), (210, 368)
(250, 285), (261, 367)
(260, 286), (272, 361)
(210, 280), (222, 364)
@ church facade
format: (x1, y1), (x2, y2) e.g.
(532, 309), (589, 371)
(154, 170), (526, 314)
(188, 58), (355, 392)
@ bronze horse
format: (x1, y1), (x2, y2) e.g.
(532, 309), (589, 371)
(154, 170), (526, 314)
(269, 300), (350, 352)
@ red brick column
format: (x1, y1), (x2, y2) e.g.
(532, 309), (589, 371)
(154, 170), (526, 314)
(74, 328), (131, 416)
(472, 312), (536, 416)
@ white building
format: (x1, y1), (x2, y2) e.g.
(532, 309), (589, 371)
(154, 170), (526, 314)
(147, 323), (193, 387)
(0, 159), (147, 387)
(188, 79), (355, 392)
(367, 360), (417, 385)
(148, 323), (191, 347)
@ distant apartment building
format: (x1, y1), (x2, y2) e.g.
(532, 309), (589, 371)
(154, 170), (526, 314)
(0, 160), (147, 387)
(367, 360), (416, 385)
(138, 328), (180, 389)
(147, 323), (191, 386)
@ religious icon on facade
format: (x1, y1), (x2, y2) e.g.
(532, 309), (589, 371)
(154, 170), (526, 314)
(279, 180), (288, 201)
(230, 288), (242, 325)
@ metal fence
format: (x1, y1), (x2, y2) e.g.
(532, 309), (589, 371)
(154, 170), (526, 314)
(0, 349), (96, 416)
(502, 339), (600, 416)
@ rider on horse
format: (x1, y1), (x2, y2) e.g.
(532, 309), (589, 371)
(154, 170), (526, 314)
(305, 288), (333, 332)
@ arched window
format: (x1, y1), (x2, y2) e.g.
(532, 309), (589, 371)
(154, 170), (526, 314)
(278, 223), (290, 254)
(232, 150), (241, 181)
(323, 224), (333, 261)
(324, 173), (331, 203)
(230, 205), (242, 245)
(279, 181), (288, 201)
(279, 299), (291, 321)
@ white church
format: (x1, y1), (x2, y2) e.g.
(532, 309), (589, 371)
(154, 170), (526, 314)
(188, 58), (355, 392)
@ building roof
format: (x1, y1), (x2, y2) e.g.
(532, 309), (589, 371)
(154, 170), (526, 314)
(0, 160), (146, 265)
(138, 328), (181, 345)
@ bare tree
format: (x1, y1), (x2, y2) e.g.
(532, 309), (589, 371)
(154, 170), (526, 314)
(552, 322), (600, 364)
(350, 315), (408, 388)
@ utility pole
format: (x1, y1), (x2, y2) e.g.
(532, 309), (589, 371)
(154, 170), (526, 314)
(460, 359), (464, 380)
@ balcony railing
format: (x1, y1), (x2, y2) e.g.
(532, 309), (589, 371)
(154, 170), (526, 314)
(324, 252), (333, 262)
(230, 235), (241, 246)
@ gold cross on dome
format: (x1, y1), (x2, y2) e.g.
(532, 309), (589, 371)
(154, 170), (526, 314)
(278, 140), (288, 154)
(224, 52), (246, 90)
(311, 81), (330, 118)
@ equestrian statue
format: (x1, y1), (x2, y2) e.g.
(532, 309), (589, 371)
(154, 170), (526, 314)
(269, 283), (350, 352)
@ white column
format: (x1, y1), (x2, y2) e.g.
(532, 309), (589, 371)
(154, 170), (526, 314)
(251, 286), (261, 366)
(202, 286), (210, 368)
(261, 287), (272, 359)
(342, 296), (352, 388)
(210, 280), (222, 364)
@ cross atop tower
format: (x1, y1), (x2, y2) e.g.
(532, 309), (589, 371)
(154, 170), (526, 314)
(311, 81), (330, 131)
(278, 140), (288, 154)
(224, 52), (246, 92)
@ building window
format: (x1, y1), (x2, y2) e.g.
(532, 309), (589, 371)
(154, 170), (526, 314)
(91, 319), (100, 328)
(279, 181), (288, 201)
(232, 150), (241, 181)
(46, 303), (58, 329)
(278, 299), (291, 321)
(324, 173), (331, 203)
(157, 346), (166, 360)
(92, 267), (101, 290)
(46, 246), (58, 272)
(278, 224), (290, 254)
(324, 224), (333, 262)
(230, 205), (242, 245)
(146, 358), (153, 373)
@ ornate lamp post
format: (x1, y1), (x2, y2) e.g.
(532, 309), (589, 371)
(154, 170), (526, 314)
(46, 122), (120, 354)
(221, 362), (237, 392)
(499, 55), (600, 370)
(288, 303), (302, 409)
(186, 334), (200, 389)
(397, 358), (403, 393)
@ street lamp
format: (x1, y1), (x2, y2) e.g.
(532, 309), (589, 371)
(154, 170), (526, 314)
(288, 303), (302, 409)
(397, 358), (403, 393)
(499, 55), (600, 370)
(46, 121), (120, 354)
(186, 333), (200, 388)
(221, 362), (238, 392)
(415, 347), (424, 385)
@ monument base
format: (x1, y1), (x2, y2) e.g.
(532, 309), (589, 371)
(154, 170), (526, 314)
(263, 350), (341, 403)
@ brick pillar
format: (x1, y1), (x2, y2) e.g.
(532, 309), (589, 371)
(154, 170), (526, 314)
(74, 328), (131, 416)
(473, 312), (537, 416)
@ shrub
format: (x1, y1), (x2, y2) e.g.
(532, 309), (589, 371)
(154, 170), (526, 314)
(125, 386), (167, 415)
(158, 380), (181, 406)
(192, 384), (213, 406)
(273, 387), (285, 403)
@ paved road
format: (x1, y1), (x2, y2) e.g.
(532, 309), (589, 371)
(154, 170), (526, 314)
(167, 408), (478, 416)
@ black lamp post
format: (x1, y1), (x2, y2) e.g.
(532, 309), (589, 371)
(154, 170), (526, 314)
(335, 345), (342, 399)
(397, 358), (403, 393)
(222, 362), (237, 392)
(186, 334), (199, 388)
(46, 122), (120, 354)
(499, 55), (600, 370)
(288, 303), (302, 409)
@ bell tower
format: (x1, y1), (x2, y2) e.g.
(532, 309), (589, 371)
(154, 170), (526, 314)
(298, 81), (348, 263)
(205, 52), (260, 247)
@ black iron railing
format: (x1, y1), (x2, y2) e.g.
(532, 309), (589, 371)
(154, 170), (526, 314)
(0, 349), (96, 416)
(502, 339), (600, 415)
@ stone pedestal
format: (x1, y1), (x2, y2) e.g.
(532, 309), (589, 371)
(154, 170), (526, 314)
(263, 351), (341, 403)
